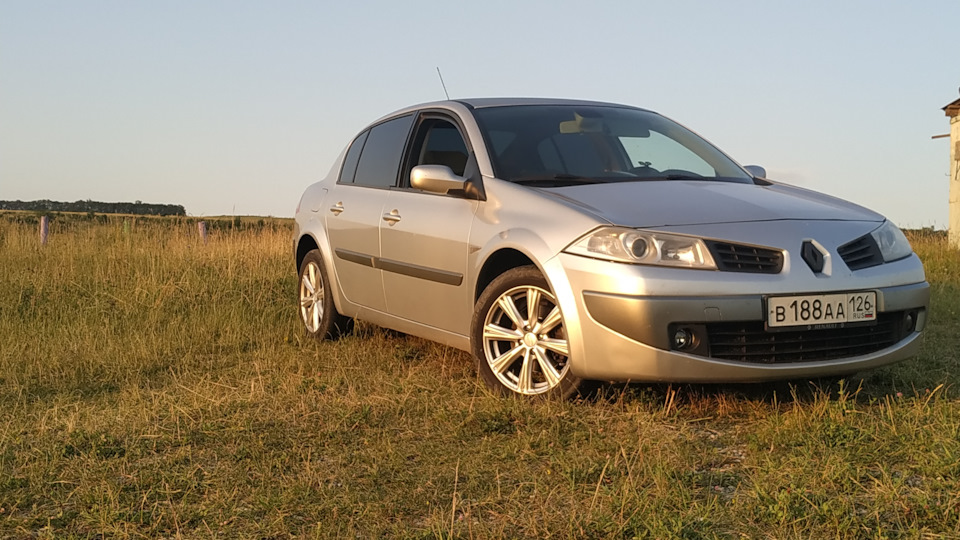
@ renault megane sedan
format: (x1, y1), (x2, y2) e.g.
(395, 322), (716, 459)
(293, 98), (929, 398)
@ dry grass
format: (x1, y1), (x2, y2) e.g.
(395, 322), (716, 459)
(1, 216), (958, 538)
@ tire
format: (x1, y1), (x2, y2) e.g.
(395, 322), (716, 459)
(298, 250), (354, 340)
(471, 266), (581, 399)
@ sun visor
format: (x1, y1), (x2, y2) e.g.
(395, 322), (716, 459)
(559, 113), (604, 134)
(559, 112), (650, 137)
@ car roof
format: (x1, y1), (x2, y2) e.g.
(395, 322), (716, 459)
(454, 97), (649, 110)
(375, 98), (653, 123)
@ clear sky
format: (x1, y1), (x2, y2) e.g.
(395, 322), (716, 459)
(2, 1), (958, 226)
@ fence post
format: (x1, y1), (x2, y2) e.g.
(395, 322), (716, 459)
(198, 221), (208, 245)
(39, 216), (49, 246)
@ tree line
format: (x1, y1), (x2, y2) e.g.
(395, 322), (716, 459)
(0, 199), (186, 216)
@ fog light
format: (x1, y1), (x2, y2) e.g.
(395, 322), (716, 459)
(673, 328), (695, 350)
(904, 311), (916, 332)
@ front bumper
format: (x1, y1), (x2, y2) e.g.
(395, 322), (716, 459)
(545, 253), (929, 383)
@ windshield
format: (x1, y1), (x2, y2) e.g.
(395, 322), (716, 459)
(472, 105), (753, 185)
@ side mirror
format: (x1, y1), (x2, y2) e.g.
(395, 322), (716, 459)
(410, 165), (468, 195)
(743, 165), (767, 178)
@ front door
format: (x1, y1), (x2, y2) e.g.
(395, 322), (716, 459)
(380, 114), (479, 334)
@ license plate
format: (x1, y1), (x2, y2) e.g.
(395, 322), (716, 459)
(766, 291), (877, 328)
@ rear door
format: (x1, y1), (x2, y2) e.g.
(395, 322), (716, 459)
(325, 114), (414, 311)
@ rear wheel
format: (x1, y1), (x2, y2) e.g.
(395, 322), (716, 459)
(298, 250), (354, 339)
(471, 266), (581, 398)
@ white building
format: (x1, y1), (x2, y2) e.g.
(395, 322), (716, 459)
(944, 95), (960, 249)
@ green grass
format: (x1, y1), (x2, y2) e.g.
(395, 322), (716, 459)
(1, 216), (959, 538)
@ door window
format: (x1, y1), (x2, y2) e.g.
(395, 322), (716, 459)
(353, 114), (414, 188)
(338, 131), (368, 184)
(405, 117), (470, 183)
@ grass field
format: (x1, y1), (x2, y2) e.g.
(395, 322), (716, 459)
(1, 214), (959, 538)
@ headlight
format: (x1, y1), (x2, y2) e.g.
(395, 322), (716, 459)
(870, 221), (913, 262)
(564, 227), (717, 269)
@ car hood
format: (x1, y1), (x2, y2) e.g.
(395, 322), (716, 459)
(545, 180), (884, 228)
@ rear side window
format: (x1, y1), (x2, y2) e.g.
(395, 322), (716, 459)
(338, 131), (368, 184)
(353, 115), (414, 188)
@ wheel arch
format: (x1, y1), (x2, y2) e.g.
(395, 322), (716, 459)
(472, 228), (570, 302)
(295, 229), (353, 317)
(474, 248), (536, 303)
(471, 229), (589, 381)
(295, 233), (320, 272)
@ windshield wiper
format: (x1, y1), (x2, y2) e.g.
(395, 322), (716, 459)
(647, 173), (705, 181)
(639, 174), (754, 184)
(511, 174), (608, 186)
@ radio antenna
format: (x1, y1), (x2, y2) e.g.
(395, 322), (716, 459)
(436, 67), (450, 100)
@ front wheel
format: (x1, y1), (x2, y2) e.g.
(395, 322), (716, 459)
(471, 266), (581, 398)
(298, 250), (354, 340)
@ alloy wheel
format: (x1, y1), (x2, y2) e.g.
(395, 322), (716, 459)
(481, 285), (569, 395)
(299, 260), (324, 333)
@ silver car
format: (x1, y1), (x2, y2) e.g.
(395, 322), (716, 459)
(293, 98), (929, 398)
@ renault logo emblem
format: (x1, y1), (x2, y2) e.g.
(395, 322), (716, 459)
(801, 241), (825, 273)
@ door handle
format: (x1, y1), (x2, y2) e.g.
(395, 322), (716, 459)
(329, 202), (344, 215)
(382, 209), (401, 225)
